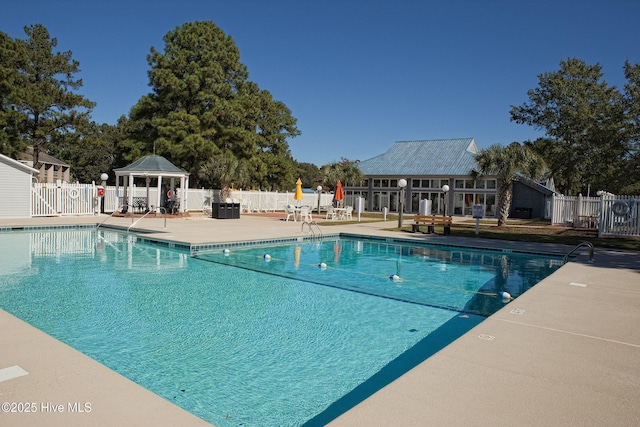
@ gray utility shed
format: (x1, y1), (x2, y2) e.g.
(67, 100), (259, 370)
(0, 153), (39, 218)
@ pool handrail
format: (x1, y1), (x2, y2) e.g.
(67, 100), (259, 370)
(563, 241), (594, 264)
(302, 220), (323, 239)
(128, 206), (167, 233)
(97, 205), (127, 229)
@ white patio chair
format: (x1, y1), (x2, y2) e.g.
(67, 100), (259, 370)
(344, 206), (353, 220)
(299, 206), (312, 223)
(285, 205), (296, 222)
(240, 199), (251, 213)
(325, 206), (336, 220)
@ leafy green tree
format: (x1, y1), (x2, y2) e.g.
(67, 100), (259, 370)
(4, 25), (94, 168)
(622, 61), (640, 194)
(510, 58), (629, 195)
(48, 120), (120, 183)
(321, 158), (365, 188)
(474, 142), (546, 226)
(297, 162), (321, 188)
(125, 21), (300, 189)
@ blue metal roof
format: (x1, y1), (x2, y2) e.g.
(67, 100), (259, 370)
(114, 155), (188, 174)
(357, 138), (479, 176)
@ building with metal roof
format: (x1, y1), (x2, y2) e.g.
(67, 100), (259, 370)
(349, 138), (553, 219)
(356, 138), (479, 176)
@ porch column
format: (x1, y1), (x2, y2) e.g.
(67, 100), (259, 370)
(128, 174), (134, 210)
(180, 176), (187, 213)
(156, 175), (163, 212)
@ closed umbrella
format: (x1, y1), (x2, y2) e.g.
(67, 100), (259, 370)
(294, 178), (303, 205)
(335, 180), (344, 207)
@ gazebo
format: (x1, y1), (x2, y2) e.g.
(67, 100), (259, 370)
(114, 155), (190, 214)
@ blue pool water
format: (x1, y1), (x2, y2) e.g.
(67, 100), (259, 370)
(0, 229), (562, 426)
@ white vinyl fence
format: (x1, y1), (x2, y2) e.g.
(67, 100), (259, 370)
(552, 193), (640, 237)
(32, 181), (97, 216)
(102, 187), (334, 214)
(551, 194), (600, 226)
(599, 195), (640, 237)
(33, 183), (335, 217)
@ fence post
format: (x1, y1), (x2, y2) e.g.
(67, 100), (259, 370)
(56, 180), (62, 215)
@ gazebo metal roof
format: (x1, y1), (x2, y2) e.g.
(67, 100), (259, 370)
(114, 155), (189, 176)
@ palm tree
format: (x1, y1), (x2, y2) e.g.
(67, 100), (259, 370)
(320, 158), (364, 187)
(200, 151), (250, 201)
(475, 142), (546, 226)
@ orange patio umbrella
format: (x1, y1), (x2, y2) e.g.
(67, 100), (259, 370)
(335, 180), (344, 207)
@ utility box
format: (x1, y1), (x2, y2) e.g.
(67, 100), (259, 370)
(212, 202), (240, 219)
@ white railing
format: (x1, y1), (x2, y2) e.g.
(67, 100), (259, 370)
(599, 195), (640, 237)
(32, 181), (97, 217)
(102, 187), (334, 214)
(551, 194), (600, 226)
(552, 193), (640, 237)
(33, 183), (336, 217)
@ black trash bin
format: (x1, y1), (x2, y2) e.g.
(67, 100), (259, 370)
(212, 202), (240, 219)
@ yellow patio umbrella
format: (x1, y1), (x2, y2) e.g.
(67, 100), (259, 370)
(294, 178), (303, 205)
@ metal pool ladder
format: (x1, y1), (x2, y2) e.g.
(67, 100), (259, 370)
(302, 220), (323, 239)
(563, 241), (594, 264)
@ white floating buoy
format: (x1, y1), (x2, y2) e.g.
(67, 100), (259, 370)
(319, 262), (327, 269)
(498, 291), (513, 303)
(389, 274), (402, 281)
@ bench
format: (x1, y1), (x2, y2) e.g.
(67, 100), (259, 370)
(412, 215), (453, 235)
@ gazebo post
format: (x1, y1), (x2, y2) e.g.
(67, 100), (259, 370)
(145, 175), (151, 213)
(128, 174), (134, 214)
(156, 175), (163, 212)
(115, 173), (120, 211)
(181, 175), (188, 213)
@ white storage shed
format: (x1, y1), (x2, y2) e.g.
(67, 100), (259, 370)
(0, 153), (39, 218)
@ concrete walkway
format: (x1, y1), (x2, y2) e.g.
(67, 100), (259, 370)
(0, 213), (638, 426)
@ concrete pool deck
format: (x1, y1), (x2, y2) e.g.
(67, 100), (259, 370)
(0, 213), (638, 426)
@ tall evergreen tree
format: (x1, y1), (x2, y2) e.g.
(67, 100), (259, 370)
(0, 31), (24, 157)
(5, 25), (94, 168)
(125, 21), (300, 189)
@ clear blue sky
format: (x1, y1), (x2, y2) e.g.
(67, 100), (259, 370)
(2, 0), (639, 166)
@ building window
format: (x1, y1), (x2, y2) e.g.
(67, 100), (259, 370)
(453, 192), (496, 217)
(411, 192), (445, 214)
(345, 190), (367, 208)
(485, 194), (496, 216)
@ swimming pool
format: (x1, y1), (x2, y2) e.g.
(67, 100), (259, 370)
(0, 228), (563, 426)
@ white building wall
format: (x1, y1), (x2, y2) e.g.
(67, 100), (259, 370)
(0, 155), (35, 218)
